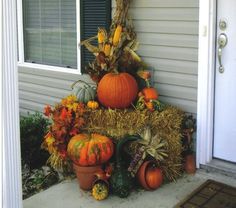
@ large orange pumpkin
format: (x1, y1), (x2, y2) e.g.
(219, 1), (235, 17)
(67, 133), (114, 166)
(97, 72), (138, 109)
(142, 87), (158, 102)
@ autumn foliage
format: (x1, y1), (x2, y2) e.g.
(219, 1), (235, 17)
(42, 95), (86, 171)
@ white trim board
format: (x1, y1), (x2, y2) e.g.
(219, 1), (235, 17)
(196, 0), (217, 167)
(3, 0), (23, 207)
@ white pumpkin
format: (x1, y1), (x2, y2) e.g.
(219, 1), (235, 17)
(71, 80), (96, 103)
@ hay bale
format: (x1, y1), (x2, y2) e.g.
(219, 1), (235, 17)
(82, 106), (184, 181)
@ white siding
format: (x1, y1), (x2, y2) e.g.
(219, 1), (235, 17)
(18, 67), (93, 116)
(19, 0), (199, 115)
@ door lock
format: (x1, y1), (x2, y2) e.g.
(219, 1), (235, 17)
(219, 19), (227, 31)
(218, 33), (228, 73)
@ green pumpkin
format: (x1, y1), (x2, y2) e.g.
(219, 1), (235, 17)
(110, 135), (140, 198)
(71, 80), (96, 104)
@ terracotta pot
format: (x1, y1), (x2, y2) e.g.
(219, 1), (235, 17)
(184, 154), (196, 174)
(73, 163), (103, 190)
(137, 160), (163, 191)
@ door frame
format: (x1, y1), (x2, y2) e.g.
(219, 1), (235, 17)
(196, 0), (217, 167)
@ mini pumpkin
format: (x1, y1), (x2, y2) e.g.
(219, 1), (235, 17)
(71, 80), (96, 104)
(67, 133), (114, 166)
(142, 87), (158, 102)
(87, 101), (99, 109)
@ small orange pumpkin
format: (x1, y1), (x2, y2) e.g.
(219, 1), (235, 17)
(142, 87), (158, 102)
(87, 101), (99, 109)
(97, 72), (138, 109)
(137, 161), (163, 190)
(67, 133), (114, 166)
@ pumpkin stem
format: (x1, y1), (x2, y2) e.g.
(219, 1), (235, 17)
(111, 66), (119, 74)
(71, 79), (92, 89)
(145, 79), (151, 88)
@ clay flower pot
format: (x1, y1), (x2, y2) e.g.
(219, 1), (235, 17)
(137, 160), (163, 191)
(184, 154), (196, 174)
(73, 163), (103, 190)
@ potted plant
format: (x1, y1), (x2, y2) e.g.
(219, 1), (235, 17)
(182, 115), (197, 174)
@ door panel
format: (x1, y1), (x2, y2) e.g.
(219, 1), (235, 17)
(214, 0), (236, 163)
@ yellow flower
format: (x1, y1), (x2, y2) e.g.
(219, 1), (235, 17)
(67, 103), (79, 112)
(61, 95), (77, 106)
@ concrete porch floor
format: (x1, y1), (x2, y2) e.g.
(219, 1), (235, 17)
(23, 169), (236, 208)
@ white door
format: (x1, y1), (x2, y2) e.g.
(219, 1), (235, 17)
(214, 0), (236, 163)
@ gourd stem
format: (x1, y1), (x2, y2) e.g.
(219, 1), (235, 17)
(71, 79), (90, 89)
(116, 135), (140, 165)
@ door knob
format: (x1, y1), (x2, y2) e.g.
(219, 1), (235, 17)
(218, 33), (228, 73)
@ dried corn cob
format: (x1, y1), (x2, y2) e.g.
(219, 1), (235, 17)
(112, 25), (122, 46)
(104, 43), (111, 57)
(98, 28), (107, 44)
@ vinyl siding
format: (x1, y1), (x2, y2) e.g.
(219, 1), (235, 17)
(19, 0), (199, 115)
(114, 0), (199, 113)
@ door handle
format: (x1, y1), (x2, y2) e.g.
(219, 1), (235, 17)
(218, 33), (228, 73)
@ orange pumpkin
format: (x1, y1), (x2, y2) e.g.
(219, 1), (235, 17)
(142, 87), (158, 102)
(97, 72), (138, 109)
(67, 133), (114, 166)
(137, 161), (163, 190)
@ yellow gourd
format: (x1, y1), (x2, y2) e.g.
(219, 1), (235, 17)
(92, 182), (109, 200)
(87, 101), (99, 109)
(113, 25), (122, 46)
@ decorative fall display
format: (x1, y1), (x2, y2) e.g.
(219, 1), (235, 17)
(67, 133), (114, 166)
(137, 161), (163, 191)
(40, 0), (198, 202)
(97, 72), (138, 109)
(92, 180), (109, 201)
(87, 101), (99, 109)
(110, 135), (140, 198)
(71, 80), (96, 104)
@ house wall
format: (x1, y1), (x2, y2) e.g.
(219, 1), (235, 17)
(19, 0), (199, 116)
